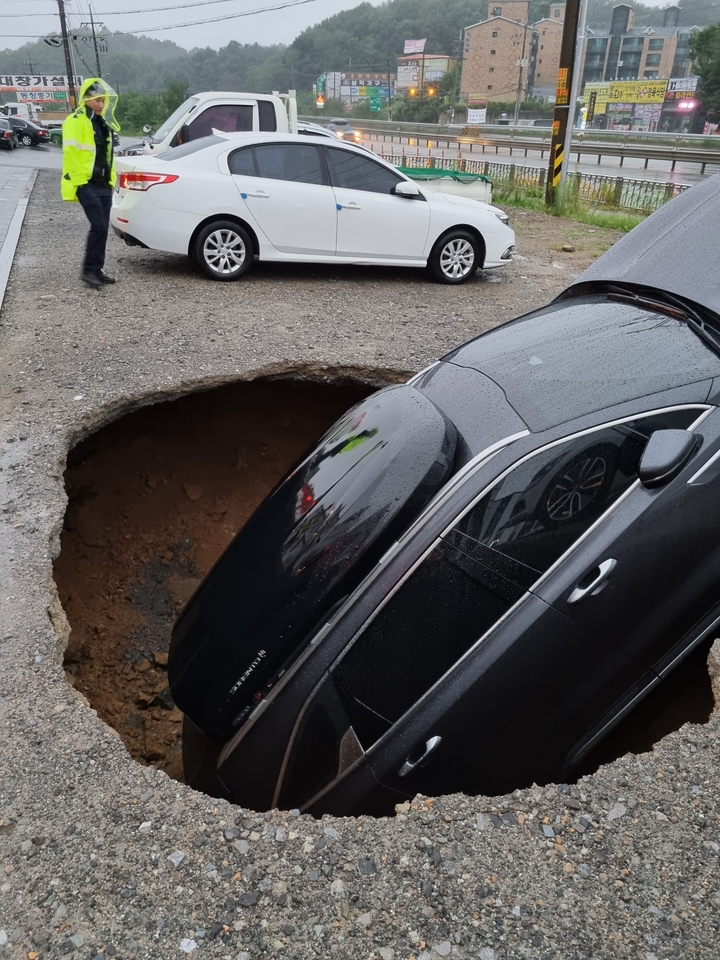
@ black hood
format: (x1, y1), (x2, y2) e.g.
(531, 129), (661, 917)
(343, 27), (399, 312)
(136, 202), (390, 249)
(559, 175), (720, 317)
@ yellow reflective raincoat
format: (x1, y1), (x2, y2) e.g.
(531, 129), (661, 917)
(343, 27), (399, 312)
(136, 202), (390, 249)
(61, 77), (120, 202)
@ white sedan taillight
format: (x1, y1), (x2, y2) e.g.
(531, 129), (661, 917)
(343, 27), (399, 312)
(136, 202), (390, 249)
(118, 172), (179, 191)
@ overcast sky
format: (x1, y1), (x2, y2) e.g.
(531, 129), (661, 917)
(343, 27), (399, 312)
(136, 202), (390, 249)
(0, 0), (682, 55)
(0, 0), (386, 53)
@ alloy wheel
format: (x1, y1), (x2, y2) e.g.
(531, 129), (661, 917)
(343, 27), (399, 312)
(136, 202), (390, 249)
(439, 238), (476, 280)
(202, 228), (247, 276)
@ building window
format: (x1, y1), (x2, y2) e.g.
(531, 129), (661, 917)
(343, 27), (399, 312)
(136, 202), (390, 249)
(538, 58), (542, 63)
(492, 30), (498, 37)
(488, 84), (493, 90)
(645, 54), (661, 66)
(648, 38), (664, 50)
(541, 44), (544, 49)
(491, 49), (496, 55)
(492, 6), (501, 14)
(555, 7), (561, 14)
(643, 70), (658, 78)
(489, 67), (495, 72)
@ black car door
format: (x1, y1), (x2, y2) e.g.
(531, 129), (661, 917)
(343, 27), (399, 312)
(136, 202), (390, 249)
(533, 404), (720, 763)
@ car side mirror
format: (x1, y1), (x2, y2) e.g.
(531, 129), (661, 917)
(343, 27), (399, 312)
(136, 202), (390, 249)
(177, 123), (192, 145)
(142, 124), (153, 135)
(394, 181), (420, 198)
(639, 429), (700, 488)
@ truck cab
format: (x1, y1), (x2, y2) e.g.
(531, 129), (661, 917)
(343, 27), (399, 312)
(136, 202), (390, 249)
(120, 91), (297, 158)
(0, 102), (40, 123)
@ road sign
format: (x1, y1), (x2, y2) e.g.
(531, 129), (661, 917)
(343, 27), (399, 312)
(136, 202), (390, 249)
(316, 94), (325, 108)
(369, 97), (382, 111)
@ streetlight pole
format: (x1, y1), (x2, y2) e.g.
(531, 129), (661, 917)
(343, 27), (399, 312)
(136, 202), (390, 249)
(513, 24), (529, 124)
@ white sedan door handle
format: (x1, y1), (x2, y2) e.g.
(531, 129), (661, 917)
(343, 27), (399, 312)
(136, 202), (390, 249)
(247, 190), (269, 198)
(342, 201), (361, 210)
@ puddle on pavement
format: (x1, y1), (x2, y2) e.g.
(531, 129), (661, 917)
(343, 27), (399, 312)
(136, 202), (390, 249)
(54, 375), (716, 798)
(54, 376), (373, 780)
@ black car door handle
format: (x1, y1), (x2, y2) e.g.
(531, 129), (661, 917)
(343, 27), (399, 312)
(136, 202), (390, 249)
(398, 736), (443, 777)
(567, 558), (617, 604)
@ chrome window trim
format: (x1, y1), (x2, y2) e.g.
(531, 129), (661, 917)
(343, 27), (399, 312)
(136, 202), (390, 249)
(687, 447), (720, 484)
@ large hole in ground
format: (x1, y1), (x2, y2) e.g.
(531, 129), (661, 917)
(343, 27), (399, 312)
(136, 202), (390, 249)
(54, 376), (716, 805)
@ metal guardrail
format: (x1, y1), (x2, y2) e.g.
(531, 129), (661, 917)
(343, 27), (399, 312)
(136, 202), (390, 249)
(380, 152), (690, 213)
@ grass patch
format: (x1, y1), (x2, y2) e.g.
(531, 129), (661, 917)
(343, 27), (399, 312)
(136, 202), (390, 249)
(494, 181), (644, 232)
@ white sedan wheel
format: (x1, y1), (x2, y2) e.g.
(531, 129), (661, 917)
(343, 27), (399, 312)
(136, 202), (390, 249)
(194, 220), (253, 281)
(429, 230), (480, 285)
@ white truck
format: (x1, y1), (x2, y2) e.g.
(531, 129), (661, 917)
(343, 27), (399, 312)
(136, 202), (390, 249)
(0, 102), (41, 123)
(118, 90), (298, 157)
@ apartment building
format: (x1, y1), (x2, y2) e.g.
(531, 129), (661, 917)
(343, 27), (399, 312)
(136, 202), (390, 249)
(460, 0), (565, 104)
(579, 4), (698, 86)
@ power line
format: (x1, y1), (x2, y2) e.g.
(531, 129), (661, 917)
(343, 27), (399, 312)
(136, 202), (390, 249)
(1, 0), (321, 34)
(2, 0), (316, 15)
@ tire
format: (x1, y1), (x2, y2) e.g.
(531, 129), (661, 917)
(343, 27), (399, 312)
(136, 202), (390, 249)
(193, 219), (253, 281)
(181, 714), (230, 799)
(428, 229), (480, 284)
(20, 135), (33, 146)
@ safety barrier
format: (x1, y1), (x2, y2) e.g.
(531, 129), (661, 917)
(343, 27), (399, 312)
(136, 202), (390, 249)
(379, 151), (690, 214)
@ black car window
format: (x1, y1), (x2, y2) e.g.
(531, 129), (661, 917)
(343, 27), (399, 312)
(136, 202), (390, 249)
(331, 407), (702, 749)
(253, 143), (325, 185)
(447, 408), (701, 575)
(228, 146), (257, 176)
(325, 147), (402, 194)
(332, 538), (525, 748)
(258, 100), (277, 131)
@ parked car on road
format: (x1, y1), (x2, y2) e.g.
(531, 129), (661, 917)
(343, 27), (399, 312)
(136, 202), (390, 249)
(169, 175), (720, 816)
(0, 118), (19, 149)
(326, 117), (363, 143)
(111, 132), (515, 284)
(8, 117), (50, 147)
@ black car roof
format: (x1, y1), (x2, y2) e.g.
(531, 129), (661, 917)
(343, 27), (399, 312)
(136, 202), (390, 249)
(561, 174), (720, 318)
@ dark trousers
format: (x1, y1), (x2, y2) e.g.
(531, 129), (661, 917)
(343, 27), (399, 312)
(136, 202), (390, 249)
(77, 182), (112, 277)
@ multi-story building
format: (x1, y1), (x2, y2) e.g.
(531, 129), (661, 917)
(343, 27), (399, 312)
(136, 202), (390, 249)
(396, 55), (457, 94)
(579, 4), (699, 86)
(460, 0), (565, 105)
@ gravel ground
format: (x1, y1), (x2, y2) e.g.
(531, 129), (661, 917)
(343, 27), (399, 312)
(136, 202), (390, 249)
(1, 170), (719, 960)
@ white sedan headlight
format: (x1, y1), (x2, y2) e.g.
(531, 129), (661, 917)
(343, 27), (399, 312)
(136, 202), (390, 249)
(494, 211), (510, 226)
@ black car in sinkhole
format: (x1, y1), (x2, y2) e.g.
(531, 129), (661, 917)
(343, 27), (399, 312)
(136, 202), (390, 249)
(169, 175), (720, 817)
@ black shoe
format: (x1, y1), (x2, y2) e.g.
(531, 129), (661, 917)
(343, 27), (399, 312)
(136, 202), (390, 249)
(81, 273), (102, 288)
(98, 272), (116, 284)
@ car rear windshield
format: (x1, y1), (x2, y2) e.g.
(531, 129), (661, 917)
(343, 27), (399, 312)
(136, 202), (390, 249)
(444, 295), (720, 432)
(159, 135), (224, 160)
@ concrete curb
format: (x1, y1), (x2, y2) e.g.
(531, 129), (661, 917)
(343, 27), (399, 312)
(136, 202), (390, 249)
(0, 167), (38, 313)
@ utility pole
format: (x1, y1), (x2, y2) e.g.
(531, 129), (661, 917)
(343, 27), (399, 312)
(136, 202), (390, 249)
(87, 6), (102, 76)
(387, 59), (393, 121)
(559, 0), (589, 193)
(544, 0), (580, 205)
(56, 0), (77, 110)
(23, 59), (40, 75)
(513, 24), (529, 124)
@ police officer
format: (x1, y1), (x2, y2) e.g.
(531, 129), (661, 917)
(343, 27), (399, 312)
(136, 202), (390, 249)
(61, 78), (121, 287)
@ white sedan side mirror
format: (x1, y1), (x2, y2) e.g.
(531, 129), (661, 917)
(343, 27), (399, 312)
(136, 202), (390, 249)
(394, 181), (420, 198)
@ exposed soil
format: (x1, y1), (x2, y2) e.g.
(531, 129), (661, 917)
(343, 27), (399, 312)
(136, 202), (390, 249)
(54, 377), (374, 780)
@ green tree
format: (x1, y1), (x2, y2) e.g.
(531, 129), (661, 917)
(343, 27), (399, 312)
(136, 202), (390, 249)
(690, 23), (720, 120)
(160, 80), (189, 116)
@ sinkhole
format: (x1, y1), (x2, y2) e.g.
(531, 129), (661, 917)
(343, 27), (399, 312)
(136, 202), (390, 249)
(54, 374), (717, 811)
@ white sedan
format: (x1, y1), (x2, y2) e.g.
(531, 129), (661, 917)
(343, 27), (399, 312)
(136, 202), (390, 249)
(111, 132), (516, 284)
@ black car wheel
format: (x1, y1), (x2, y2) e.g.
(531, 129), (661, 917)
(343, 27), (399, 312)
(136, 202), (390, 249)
(20, 134), (33, 146)
(428, 230), (480, 284)
(538, 444), (616, 524)
(193, 220), (253, 281)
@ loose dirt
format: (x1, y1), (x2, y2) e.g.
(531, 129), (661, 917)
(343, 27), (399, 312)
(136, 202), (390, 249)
(54, 377), (373, 780)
